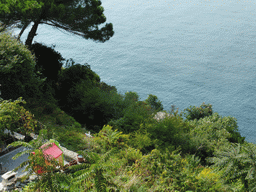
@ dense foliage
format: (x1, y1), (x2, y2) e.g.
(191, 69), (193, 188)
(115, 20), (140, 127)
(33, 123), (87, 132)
(181, 102), (213, 121)
(1, 26), (255, 192)
(28, 42), (65, 82)
(0, 28), (44, 101)
(0, 97), (38, 143)
(144, 94), (164, 113)
(0, 0), (114, 46)
(55, 61), (125, 131)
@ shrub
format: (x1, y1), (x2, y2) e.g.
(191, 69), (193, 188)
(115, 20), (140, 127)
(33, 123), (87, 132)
(55, 61), (102, 127)
(108, 91), (153, 134)
(127, 128), (154, 154)
(118, 147), (143, 166)
(94, 88), (126, 125)
(141, 114), (191, 153)
(122, 91), (139, 108)
(181, 102), (213, 121)
(94, 125), (129, 153)
(132, 149), (230, 191)
(57, 60), (100, 92)
(0, 97), (38, 143)
(57, 74), (125, 131)
(28, 42), (65, 82)
(208, 143), (256, 191)
(109, 100), (153, 134)
(42, 103), (55, 115)
(124, 91), (139, 101)
(144, 94), (163, 113)
(97, 81), (117, 93)
(59, 81), (102, 129)
(186, 112), (244, 164)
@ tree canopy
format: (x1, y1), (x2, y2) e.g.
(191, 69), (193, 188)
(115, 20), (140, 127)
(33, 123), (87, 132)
(0, 0), (114, 46)
(0, 27), (45, 101)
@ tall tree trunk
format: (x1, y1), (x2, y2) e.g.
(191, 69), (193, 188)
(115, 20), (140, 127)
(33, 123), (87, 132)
(17, 21), (30, 42)
(25, 19), (40, 47)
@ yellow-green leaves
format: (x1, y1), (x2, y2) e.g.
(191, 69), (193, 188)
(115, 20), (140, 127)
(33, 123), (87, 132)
(0, 0), (43, 20)
(0, 3), (10, 13)
(0, 97), (38, 141)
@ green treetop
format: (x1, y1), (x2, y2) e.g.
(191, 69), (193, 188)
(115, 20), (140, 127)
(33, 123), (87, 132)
(0, 0), (114, 47)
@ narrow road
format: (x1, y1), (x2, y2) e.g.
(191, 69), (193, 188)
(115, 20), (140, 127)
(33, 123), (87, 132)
(0, 146), (28, 182)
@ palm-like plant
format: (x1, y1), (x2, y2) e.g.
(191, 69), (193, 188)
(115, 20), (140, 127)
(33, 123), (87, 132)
(208, 143), (256, 191)
(70, 147), (124, 192)
(32, 170), (72, 192)
(7, 129), (48, 175)
(8, 126), (125, 191)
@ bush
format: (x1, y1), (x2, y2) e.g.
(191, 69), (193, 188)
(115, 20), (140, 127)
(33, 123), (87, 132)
(208, 143), (256, 191)
(59, 81), (103, 130)
(0, 97), (38, 142)
(141, 114), (191, 153)
(0, 28), (44, 100)
(181, 102), (213, 121)
(144, 94), (163, 113)
(28, 42), (65, 82)
(97, 81), (117, 93)
(56, 61), (100, 109)
(118, 147), (143, 166)
(109, 100), (153, 134)
(57, 60), (100, 90)
(127, 128), (154, 154)
(94, 125), (129, 153)
(42, 103), (55, 115)
(57, 69), (125, 131)
(93, 88), (126, 126)
(186, 112), (244, 164)
(131, 149), (230, 191)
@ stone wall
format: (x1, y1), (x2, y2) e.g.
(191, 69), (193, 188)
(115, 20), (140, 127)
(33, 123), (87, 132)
(60, 146), (78, 162)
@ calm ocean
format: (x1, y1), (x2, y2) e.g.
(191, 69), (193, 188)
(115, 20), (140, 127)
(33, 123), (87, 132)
(13, 0), (256, 142)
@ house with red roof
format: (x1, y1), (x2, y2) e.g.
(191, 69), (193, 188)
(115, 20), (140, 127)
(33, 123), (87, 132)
(31, 141), (64, 175)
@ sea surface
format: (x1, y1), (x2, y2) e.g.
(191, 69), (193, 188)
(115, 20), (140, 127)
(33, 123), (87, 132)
(12, 0), (256, 143)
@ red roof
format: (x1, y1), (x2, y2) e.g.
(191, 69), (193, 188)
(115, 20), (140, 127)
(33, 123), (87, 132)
(40, 143), (63, 159)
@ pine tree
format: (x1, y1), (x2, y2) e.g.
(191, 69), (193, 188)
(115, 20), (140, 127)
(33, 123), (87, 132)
(0, 0), (114, 47)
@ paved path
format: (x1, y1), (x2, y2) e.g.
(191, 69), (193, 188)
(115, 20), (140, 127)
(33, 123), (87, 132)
(0, 146), (72, 183)
(0, 146), (28, 183)
(0, 133), (78, 183)
(0, 128), (88, 183)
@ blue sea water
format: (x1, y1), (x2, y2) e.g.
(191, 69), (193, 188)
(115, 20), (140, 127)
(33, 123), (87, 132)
(13, 0), (256, 142)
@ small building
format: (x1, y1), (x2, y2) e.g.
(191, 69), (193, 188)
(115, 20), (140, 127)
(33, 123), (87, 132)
(1, 171), (17, 190)
(32, 142), (64, 175)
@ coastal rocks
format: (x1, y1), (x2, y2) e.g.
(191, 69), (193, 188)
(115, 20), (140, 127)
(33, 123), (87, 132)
(153, 111), (172, 121)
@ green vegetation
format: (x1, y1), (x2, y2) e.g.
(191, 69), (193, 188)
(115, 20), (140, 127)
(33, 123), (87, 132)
(0, 19), (253, 192)
(28, 42), (65, 82)
(0, 28), (44, 101)
(0, 0), (114, 46)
